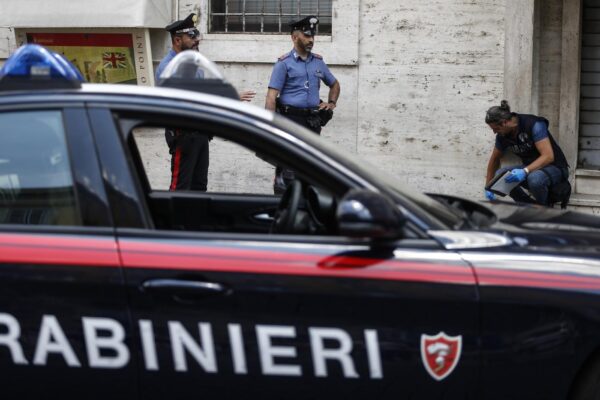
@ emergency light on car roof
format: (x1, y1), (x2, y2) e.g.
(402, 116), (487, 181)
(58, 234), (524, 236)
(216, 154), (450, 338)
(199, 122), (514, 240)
(157, 50), (239, 100)
(0, 44), (84, 91)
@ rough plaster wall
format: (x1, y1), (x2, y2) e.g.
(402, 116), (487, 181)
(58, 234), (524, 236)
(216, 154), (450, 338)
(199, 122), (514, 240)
(357, 0), (506, 200)
(537, 0), (563, 142)
(0, 27), (16, 60)
(197, 0), (506, 197)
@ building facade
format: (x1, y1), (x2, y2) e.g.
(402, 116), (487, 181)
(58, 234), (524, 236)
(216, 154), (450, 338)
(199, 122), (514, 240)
(1, 0), (598, 213)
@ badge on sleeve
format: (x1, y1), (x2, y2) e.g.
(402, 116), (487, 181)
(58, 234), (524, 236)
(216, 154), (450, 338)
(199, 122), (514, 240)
(420, 332), (462, 381)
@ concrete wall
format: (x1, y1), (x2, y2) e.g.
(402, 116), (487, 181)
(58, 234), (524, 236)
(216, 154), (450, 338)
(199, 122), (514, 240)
(538, 0), (563, 141)
(135, 0), (508, 197)
(0, 27), (16, 60)
(171, 0), (507, 197)
(354, 1), (505, 199)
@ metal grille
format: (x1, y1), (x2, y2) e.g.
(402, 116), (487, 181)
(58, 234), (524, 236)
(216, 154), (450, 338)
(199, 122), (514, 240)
(209, 0), (332, 34)
(579, 0), (600, 169)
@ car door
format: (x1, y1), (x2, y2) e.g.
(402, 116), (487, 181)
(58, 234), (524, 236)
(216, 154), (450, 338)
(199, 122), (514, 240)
(119, 234), (480, 400)
(0, 105), (136, 399)
(89, 102), (481, 399)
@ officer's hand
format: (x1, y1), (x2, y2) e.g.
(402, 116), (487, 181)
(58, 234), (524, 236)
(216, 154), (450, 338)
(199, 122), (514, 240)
(505, 168), (527, 183)
(319, 102), (336, 111)
(485, 190), (496, 201)
(240, 90), (256, 102)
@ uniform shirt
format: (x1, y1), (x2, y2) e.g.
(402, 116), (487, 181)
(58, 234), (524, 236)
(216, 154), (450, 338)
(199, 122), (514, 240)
(155, 49), (177, 81)
(268, 50), (337, 109)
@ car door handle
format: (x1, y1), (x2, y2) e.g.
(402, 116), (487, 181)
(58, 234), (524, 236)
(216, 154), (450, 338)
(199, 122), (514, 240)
(140, 279), (231, 297)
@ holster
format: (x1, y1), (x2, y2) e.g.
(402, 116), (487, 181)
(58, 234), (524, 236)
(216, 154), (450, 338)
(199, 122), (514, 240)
(319, 109), (333, 126)
(306, 112), (322, 130)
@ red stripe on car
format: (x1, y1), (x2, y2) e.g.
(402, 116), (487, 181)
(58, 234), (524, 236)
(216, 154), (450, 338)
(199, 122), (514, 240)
(1, 232), (599, 291)
(0, 232), (118, 266)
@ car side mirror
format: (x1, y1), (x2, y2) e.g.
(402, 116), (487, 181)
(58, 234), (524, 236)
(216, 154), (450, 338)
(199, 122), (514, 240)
(336, 189), (405, 239)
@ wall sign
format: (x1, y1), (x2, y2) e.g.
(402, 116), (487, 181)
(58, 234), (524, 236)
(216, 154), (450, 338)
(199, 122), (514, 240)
(15, 28), (154, 86)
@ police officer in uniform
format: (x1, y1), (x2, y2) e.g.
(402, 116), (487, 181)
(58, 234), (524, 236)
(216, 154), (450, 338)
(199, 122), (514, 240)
(155, 13), (209, 191)
(266, 16), (341, 194)
(155, 14), (257, 191)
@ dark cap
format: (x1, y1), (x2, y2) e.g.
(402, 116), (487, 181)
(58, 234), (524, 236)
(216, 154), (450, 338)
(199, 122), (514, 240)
(165, 13), (198, 36)
(289, 16), (319, 36)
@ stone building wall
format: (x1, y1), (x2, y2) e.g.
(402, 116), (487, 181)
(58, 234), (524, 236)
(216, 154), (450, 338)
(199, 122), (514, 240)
(538, 0), (563, 141)
(353, 0), (505, 199)
(193, 0), (508, 198)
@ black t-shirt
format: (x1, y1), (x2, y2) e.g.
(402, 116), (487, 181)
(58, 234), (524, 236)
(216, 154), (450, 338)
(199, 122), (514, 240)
(495, 113), (568, 168)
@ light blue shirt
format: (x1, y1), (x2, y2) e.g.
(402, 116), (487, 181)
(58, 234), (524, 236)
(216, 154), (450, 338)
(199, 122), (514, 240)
(268, 50), (337, 108)
(155, 49), (177, 81)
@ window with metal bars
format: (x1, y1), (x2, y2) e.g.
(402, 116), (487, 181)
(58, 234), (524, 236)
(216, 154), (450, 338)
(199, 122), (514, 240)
(209, 0), (332, 34)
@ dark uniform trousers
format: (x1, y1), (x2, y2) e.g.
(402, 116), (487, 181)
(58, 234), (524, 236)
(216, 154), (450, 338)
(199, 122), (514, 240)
(274, 111), (321, 194)
(167, 129), (209, 191)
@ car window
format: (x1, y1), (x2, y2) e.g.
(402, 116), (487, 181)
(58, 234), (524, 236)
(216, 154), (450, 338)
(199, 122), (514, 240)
(126, 120), (342, 236)
(133, 127), (274, 194)
(0, 110), (80, 226)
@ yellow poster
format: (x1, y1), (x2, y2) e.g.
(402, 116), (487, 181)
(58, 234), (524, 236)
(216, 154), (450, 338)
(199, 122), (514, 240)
(27, 33), (137, 84)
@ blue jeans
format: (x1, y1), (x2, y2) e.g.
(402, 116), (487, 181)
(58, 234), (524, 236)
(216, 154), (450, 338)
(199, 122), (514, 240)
(495, 164), (568, 205)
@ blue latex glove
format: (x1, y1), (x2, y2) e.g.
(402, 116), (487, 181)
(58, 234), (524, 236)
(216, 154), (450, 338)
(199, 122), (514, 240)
(505, 168), (527, 183)
(485, 190), (495, 201)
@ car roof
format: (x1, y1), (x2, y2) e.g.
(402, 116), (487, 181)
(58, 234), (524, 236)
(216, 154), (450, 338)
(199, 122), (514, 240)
(0, 83), (274, 122)
(0, 81), (462, 229)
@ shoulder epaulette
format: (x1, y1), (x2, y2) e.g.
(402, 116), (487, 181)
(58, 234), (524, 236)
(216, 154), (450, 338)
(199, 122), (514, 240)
(313, 53), (323, 59)
(278, 53), (291, 61)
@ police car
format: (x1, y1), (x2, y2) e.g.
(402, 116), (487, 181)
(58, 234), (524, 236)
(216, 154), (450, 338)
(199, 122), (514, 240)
(1, 44), (600, 400)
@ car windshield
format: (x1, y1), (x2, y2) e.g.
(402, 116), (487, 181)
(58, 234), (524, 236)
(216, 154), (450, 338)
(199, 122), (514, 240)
(270, 114), (465, 229)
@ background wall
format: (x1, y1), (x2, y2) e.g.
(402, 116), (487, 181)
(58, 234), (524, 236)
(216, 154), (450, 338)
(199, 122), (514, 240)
(0, 1), (521, 201)
(354, 1), (505, 199)
(150, 0), (508, 197)
(538, 0), (563, 141)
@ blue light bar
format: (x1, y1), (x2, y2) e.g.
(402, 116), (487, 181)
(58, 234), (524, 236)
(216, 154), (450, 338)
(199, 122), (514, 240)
(0, 44), (84, 90)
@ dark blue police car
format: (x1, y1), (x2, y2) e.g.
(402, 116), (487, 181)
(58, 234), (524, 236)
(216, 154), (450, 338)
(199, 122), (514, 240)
(0, 44), (600, 400)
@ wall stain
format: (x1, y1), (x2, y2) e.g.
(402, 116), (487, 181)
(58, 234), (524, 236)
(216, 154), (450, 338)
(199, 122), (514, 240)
(390, 103), (407, 111)
(377, 127), (392, 137)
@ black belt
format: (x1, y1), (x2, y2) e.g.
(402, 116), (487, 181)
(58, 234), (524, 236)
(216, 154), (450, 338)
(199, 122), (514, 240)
(278, 104), (318, 116)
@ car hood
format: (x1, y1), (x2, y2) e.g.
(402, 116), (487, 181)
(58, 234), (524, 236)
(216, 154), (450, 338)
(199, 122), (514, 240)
(427, 195), (600, 252)
(482, 201), (600, 252)
(485, 200), (600, 232)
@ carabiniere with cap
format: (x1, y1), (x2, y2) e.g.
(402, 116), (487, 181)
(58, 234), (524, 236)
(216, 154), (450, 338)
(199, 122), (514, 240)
(265, 15), (341, 193)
